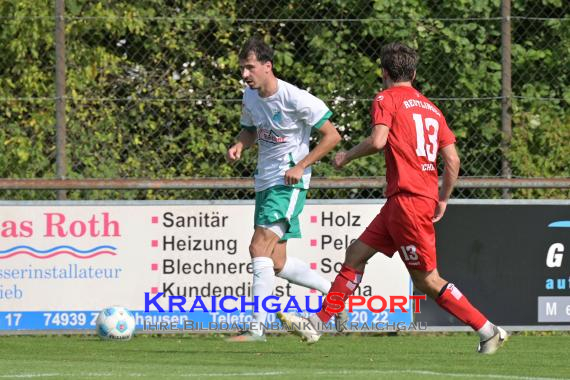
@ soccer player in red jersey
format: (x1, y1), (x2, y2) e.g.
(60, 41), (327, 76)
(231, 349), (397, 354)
(279, 42), (507, 354)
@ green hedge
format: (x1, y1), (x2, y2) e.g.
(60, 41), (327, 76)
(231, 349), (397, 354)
(0, 0), (568, 199)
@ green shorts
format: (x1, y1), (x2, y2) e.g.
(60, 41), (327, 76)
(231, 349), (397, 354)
(254, 185), (308, 241)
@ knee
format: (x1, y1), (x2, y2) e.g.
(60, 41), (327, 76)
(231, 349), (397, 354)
(249, 241), (266, 258)
(412, 278), (432, 296)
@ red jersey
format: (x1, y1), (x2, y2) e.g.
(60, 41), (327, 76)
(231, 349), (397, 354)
(370, 86), (456, 202)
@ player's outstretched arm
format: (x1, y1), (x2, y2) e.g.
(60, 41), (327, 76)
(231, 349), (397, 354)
(226, 129), (256, 162)
(284, 121), (341, 185)
(334, 124), (389, 169)
(433, 143), (460, 223)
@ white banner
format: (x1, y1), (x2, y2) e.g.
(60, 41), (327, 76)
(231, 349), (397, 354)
(0, 201), (411, 331)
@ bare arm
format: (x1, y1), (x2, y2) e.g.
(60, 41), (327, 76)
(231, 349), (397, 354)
(226, 129), (257, 162)
(433, 143), (460, 222)
(284, 121), (341, 185)
(334, 124), (389, 168)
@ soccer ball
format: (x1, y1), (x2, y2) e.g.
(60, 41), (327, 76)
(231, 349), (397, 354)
(95, 306), (136, 340)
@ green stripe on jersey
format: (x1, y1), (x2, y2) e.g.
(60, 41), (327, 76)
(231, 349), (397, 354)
(241, 124), (256, 132)
(312, 110), (333, 129)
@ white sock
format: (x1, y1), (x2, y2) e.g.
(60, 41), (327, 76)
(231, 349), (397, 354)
(276, 256), (330, 294)
(251, 257), (275, 336)
(477, 320), (495, 341)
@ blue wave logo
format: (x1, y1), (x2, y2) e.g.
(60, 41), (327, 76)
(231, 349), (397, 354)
(548, 221), (570, 228)
(0, 245), (117, 259)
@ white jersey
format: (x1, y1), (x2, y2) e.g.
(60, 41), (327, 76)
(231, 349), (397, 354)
(240, 79), (332, 192)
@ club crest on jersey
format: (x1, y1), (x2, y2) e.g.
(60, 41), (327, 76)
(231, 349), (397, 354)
(258, 128), (286, 144)
(271, 110), (283, 123)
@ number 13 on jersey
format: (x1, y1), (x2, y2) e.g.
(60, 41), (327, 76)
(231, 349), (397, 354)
(413, 113), (439, 162)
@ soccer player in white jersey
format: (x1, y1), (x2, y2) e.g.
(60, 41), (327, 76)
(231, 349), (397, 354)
(225, 37), (344, 341)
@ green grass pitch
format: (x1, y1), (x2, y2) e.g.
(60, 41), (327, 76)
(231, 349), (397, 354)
(0, 333), (568, 379)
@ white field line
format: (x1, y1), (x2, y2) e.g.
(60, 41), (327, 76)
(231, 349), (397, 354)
(0, 370), (567, 380)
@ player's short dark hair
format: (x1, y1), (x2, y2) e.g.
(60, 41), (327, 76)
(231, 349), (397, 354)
(380, 42), (418, 82)
(239, 37), (274, 64)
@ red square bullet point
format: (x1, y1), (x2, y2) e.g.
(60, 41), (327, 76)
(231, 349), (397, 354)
(151, 216), (159, 224)
(151, 263), (158, 271)
(310, 215), (317, 223)
(310, 239), (317, 247)
(151, 240), (158, 247)
(310, 262), (317, 270)
(151, 287), (158, 294)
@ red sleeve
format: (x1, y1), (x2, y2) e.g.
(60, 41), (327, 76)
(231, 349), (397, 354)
(438, 118), (456, 148)
(370, 92), (395, 128)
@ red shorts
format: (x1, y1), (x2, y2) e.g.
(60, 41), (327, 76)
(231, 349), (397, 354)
(359, 193), (437, 271)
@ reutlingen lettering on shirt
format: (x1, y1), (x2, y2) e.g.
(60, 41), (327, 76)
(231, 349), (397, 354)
(402, 99), (441, 117)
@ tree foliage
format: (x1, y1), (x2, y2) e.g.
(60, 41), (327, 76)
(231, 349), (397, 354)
(0, 0), (568, 199)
